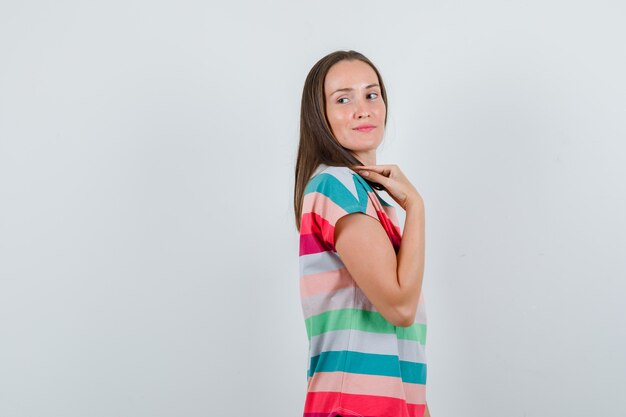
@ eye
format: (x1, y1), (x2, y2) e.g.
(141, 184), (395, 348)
(367, 92), (379, 100)
(337, 97), (349, 104)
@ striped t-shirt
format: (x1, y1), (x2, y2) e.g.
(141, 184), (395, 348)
(299, 163), (428, 417)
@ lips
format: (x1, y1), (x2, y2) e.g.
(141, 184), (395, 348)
(353, 124), (376, 132)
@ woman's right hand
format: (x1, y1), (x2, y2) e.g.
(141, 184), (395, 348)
(351, 164), (423, 211)
(337, 163), (426, 327)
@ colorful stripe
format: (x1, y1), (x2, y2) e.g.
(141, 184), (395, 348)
(308, 350), (427, 384)
(300, 266), (353, 298)
(300, 251), (345, 276)
(305, 308), (427, 344)
(304, 392), (425, 417)
(308, 372), (426, 405)
(308, 330), (427, 363)
(299, 164), (427, 417)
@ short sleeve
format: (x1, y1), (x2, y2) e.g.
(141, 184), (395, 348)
(300, 167), (380, 254)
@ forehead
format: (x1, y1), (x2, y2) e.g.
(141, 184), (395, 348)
(324, 60), (379, 95)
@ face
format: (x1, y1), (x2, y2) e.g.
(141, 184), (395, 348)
(324, 59), (386, 162)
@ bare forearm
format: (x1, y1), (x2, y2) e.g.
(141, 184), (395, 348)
(349, 164), (426, 326)
(396, 200), (425, 316)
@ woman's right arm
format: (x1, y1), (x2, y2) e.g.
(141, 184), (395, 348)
(334, 164), (425, 327)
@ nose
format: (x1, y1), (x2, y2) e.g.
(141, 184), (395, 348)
(354, 100), (370, 119)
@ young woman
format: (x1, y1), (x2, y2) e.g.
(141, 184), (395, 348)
(294, 50), (430, 417)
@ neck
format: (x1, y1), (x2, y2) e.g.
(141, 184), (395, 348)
(354, 150), (377, 166)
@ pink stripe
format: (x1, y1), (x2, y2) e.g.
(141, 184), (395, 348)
(403, 381), (427, 405)
(307, 372), (426, 404)
(304, 390), (425, 416)
(367, 190), (391, 215)
(300, 267), (353, 298)
(302, 192), (380, 249)
(300, 233), (326, 256)
(367, 190), (402, 236)
(408, 403), (426, 417)
(363, 193), (379, 218)
(299, 212), (333, 255)
(382, 205), (401, 231)
(302, 192), (352, 231)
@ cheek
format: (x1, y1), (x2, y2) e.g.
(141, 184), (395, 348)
(328, 108), (348, 128)
(377, 103), (387, 118)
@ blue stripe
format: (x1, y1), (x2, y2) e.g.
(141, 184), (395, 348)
(308, 350), (427, 384)
(399, 359), (428, 385)
(304, 172), (369, 213)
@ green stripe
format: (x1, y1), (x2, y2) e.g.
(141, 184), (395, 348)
(308, 350), (427, 384)
(305, 308), (427, 344)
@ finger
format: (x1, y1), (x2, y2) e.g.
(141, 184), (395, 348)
(358, 169), (390, 186)
(351, 165), (393, 175)
(351, 164), (392, 170)
(352, 165), (391, 176)
(355, 167), (392, 178)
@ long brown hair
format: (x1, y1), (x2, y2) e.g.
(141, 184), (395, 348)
(293, 50), (388, 231)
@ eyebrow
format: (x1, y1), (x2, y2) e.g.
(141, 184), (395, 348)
(329, 83), (380, 96)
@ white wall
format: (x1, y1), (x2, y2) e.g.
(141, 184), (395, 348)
(1, 1), (625, 416)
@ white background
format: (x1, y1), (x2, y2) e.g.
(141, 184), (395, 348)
(1, 1), (625, 416)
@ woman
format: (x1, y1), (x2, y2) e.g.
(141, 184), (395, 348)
(294, 50), (430, 417)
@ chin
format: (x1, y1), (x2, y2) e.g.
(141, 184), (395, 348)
(339, 138), (382, 152)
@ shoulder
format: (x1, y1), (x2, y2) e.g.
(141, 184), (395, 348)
(305, 164), (368, 199)
(304, 165), (373, 211)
